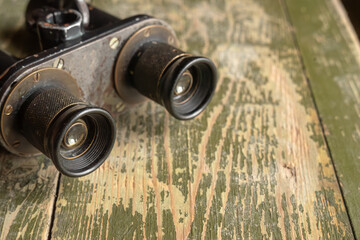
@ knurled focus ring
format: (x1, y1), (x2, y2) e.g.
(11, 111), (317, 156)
(21, 88), (85, 154)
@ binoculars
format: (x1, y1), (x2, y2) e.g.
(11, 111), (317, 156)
(0, 0), (217, 177)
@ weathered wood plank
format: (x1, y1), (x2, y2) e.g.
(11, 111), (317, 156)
(284, 0), (360, 237)
(0, 152), (58, 240)
(0, 0), (59, 239)
(51, 0), (354, 239)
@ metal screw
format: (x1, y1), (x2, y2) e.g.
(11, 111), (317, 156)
(34, 73), (40, 82)
(116, 102), (125, 112)
(110, 37), (120, 49)
(12, 141), (20, 148)
(144, 29), (150, 37)
(53, 58), (64, 69)
(168, 36), (174, 45)
(4, 105), (13, 116)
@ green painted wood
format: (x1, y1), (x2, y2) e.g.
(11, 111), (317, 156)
(0, 0), (60, 239)
(0, 0), (356, 239)
(284, 0), (360, 237)
(0, 153), (58, 240)
(48, 0), (354, 239)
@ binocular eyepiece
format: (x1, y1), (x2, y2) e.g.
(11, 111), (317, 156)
(115, 26), (217, 120)
(0, 68), (115, 177)
(130, 42), (217, 120)
(21, 88), (115, 177)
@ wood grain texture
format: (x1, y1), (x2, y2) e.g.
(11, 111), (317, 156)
(47, 0), (354, 239)
(0, 152), (58, 240)
(284, 0), (360, 237)
(0, 0), (59, 239)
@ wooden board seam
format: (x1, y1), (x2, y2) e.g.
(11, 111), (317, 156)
(279, 0), (357, 237)
(47, 174), (62, 240)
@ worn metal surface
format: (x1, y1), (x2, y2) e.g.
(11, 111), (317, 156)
(0, 0), (358, 239)
(0, 15), (173, 156)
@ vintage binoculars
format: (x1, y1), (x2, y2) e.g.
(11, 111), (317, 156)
(0, 0), (217, 177)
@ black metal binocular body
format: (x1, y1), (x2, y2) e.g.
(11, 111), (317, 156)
(0, 0), (217, 177)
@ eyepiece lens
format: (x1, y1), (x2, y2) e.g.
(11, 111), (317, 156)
(59, 115), (97, 160)
(174, 70), (193, 96)
(164, 57), (217, 120)
(62, 119), (88, 149)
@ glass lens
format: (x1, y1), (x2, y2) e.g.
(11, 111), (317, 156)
(62, 119), (88, 149)
(174, 70), (193, 96)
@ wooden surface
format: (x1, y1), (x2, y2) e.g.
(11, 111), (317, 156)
(285, 0), (360, 237)
(0, 0), (358, 239)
